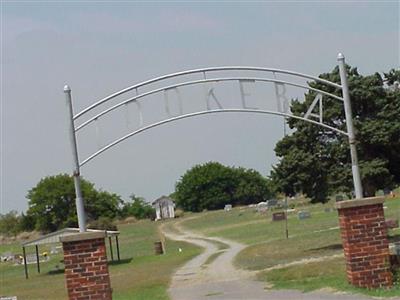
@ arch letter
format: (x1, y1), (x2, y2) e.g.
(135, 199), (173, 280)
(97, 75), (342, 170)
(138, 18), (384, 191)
(206, 87), (223, 110)
(274, 82), (290, 113)
(125, 101), (144, 130)
(164, 88), (183, 117)
(239, 80), (257, 109)
(304, 93), (323, 123)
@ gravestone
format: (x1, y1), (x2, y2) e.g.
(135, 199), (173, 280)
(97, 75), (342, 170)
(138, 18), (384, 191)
(272, 212), (286, 221)
(1, 252), (14, 262)
(395, 243), (400, 256)
(24, 253), (38, 264)
(385, 219), (399, 229)
(298, 211), (311, 220)
(266, 199), (278, 207)
(224, 204), (232, 211)
(256, 202), (268, 213)
(335, 195), (344, 202)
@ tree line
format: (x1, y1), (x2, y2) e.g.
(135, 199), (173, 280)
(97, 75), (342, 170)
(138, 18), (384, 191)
(1, 174), (154, 235)
(3, 162), (271, 236)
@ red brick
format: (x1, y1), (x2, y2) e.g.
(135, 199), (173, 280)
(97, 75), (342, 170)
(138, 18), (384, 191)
(62, 235), (112, 300)
(337, 200), (392, 289)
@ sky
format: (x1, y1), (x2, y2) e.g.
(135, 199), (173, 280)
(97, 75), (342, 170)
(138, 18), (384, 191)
(1, 1), (399, 213)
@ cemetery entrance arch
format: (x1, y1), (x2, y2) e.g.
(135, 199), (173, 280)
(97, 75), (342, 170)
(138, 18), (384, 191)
(64, 53), (362, 232)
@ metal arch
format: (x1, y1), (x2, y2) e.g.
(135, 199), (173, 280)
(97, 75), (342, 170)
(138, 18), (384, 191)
(64, 53), (364, 235)
(73, 67), (342, 120)
(75, 77), (343, 132)
(79, 108), (348, 167)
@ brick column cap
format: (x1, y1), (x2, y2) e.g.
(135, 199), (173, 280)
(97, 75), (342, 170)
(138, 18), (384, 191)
(60, 231), (106, 243)
(335, 196), (385, 210)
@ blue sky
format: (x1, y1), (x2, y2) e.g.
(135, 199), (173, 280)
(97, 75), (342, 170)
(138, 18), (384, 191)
(1, 1), (399, 213)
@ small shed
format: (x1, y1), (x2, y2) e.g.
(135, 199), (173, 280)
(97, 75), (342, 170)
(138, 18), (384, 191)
(152, 196), (175, 220)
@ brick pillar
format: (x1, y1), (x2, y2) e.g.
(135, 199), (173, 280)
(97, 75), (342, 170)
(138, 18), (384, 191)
(60, 232), (112, 300)
(336, 197), (392, 288)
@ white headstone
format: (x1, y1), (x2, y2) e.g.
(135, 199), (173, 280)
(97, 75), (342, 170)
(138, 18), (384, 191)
(224, 204), (232, 211)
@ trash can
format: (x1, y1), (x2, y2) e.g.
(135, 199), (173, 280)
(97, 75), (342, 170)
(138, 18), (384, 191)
(154, 241), (164, 255)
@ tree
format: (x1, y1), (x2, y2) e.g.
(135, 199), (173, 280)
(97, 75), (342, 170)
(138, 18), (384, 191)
(26, 174), (122, 232)
(175, 162), (272, 212)
(0, 211), (36, 236)
(234, 168), (273, 205)
(0, 211), (22, 236)
(86, 190), (122, 220)
(19, 213), (36, 232)
(119, 195), (155, 219)
(271, 67), (400, 202)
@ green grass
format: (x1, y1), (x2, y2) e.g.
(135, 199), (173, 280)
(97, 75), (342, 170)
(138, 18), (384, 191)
(259, 257), (400, 298)
(180, 196), (400, 297)
(180, 203), (340, 245)
(202, 251), (225, 267)
(1, 196), (399, 299)
(0, 240), (29, 254)
(0, 220), (202, 300)
(192, 238), (229, 250)
(111, 238), (201, 300)
(235, 229), (342, 270)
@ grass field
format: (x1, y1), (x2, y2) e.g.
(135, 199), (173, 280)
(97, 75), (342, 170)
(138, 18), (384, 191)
(179, 196), (400, 297)
(0, 220), (202, 300)
(259, 257), (400, 298)
(1, 195), (399, 299)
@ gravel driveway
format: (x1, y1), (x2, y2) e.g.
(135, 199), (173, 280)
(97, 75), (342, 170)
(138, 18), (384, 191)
(160, 220), (397, 300)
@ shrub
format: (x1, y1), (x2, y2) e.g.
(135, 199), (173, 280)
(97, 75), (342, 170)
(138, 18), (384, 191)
(0, 211), (21, 237)
(174, 209), (184, 218)
(88, 217), (118, 231)
(117, 216), (138, 224)
(120, 196), (155, 219)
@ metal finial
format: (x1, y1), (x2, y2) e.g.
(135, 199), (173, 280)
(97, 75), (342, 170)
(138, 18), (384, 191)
(337, 53), (345, 60)
(64, 85), (71, 92)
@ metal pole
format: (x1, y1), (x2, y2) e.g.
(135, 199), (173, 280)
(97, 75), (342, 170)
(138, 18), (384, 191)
(64, 85), (86, 232)
(283, 118), (289, 239)
(116, 236), (121, 261)
(35, 245), (40, 273)
(22, 246), (28, 279)
(337, 54), (363, 199)
(109, 236), (114, 261)
(285, 196), (289, 239)
(283, 117), (289, 239)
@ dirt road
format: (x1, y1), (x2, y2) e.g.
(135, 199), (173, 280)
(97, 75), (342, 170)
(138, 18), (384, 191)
(160, 220), (389, 300)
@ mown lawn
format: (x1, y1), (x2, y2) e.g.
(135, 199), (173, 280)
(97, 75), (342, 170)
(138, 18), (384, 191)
(0, 220), (202, 300)
(259, 257), (400, 298)
(180, 195), (400, 297)
(1, 195), (399, 299)
(180, 201), (340, 245)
